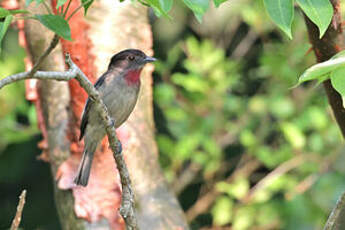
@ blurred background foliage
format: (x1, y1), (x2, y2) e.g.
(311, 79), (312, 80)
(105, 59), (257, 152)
(1, 0), (345, 229)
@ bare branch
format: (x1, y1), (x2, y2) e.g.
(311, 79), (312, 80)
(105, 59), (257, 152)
(10, 190), (27, 230)
(0, 69), (77, 89)
(324, 191), (345, 230)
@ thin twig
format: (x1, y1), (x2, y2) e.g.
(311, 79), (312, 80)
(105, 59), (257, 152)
(67, 0), (93, 21)
(42, 1), (53, 14)
(63, 0), (73, 17)
(324, 191), (345, 230)
(10, 190), (27, 230)
(27, 34), (60, 78)
(242, 155), (306, 203)
(186, 159), (260, 221)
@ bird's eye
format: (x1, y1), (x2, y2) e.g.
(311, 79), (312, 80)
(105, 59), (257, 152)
(128, 55), (135, 61)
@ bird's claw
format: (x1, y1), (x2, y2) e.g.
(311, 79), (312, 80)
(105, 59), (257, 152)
(110, 118), (116, 127)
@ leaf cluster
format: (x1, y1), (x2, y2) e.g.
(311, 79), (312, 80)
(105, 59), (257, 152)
(154, 30), (342, 229)
(263, 0), (333, 39)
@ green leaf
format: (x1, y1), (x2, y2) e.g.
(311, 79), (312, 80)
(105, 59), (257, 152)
(330, 50), (345, 60)
(214, 0), (227, 7)
(296, 0), (333, 38)
(183, 0), (209, 23)
(330, 67), (345, 108)
(0, 15), (13, 53)
(81, 0), (94, 15)
(35, 14), (72, 40)
(263, 0), (294, 39)
(9, 9), (30, 15)
(146, 0), (170, 17)
(159, 0), (173, 13)
(0, 7), (10, 18)
(56, 0), (67, 8)
(298, 57), (345, 84)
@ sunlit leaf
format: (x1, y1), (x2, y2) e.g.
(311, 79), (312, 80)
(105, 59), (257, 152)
(281, 122), (306, 149)
(233, 206), (255, 230)
(298, 57), (345, 84)
(211, 196), (233, 226)
(263, 0), (294, 39)
(219, 178), (250, 199)
(331, 50), (345, 60)
(296, 0), (333, 38)
(35, 14), (72, 40)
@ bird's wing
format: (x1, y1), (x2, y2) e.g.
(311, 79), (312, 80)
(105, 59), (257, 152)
(79, 73), (108, 141)
(79, 98), (92, 140)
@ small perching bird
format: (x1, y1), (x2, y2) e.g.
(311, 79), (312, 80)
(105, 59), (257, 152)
(74, 49), (156, 186)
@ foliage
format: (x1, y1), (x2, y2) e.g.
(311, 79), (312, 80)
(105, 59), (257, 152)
(0, 0), (334, 48)
(264, 0), (333, 39)
(153, 5), (343, 227)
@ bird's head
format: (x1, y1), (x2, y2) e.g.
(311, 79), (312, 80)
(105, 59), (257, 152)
(108, 49), (156, 85)
(108, 49), (156, 71)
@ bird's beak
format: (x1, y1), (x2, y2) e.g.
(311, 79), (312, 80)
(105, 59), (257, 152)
(144, 56), (157, 63)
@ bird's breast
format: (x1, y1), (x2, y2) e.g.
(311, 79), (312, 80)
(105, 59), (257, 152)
(101, 78), (140, 127)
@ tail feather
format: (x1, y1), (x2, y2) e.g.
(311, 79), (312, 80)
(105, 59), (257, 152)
(74, 140), (98, 186)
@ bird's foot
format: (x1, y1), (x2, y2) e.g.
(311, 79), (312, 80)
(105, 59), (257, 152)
(110, 118), (116, 127)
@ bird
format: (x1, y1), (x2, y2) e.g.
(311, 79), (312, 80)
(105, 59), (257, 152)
(74, 49), (156, 186)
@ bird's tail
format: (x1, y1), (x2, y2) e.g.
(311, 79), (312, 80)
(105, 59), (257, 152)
(74, 142), (98, 186)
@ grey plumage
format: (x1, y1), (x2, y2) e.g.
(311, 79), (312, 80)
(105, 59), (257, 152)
(74, 49), (156, 186)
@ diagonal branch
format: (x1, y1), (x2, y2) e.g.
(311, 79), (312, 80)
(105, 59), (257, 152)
(27, 34), (60, 78)
(0, 53), (138, 230)
(10, 190), (26, 230)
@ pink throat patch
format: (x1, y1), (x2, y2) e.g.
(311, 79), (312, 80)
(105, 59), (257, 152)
(125, 69), (143, 85)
